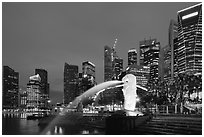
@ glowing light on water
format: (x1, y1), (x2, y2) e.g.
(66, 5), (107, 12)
(82, 130), (89, 134)
(54, 126), (57, 134)
(59, 127), (63, 134)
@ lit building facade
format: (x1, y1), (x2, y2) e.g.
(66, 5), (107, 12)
(102, 40), (123, 105)
(169, 19), (178, 79)
(162, 45), (171, 82)
(104, 45), (113, 81)
(82, 61), (96, 83)
(35, 69), (49, 95)
(177, 3), (202, 75)
(113, 58), (123, 80)
(3, 66), (19, 109)
(35, 69), (49, 109)
(26, 74), (41, 111)
(140, 38), (157, 66)
(79, 61), (96, 95)
(64, 63), (78, 105)
(126, 64), (150, 88)
(140, 39), (160, 86)
(128, 48), (137, 66)
(19, 90), (27, 109)
(173, 38), (179, 78)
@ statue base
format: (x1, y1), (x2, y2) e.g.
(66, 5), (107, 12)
(105, 114), (151, 134)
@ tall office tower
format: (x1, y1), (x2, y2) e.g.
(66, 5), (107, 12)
(82, 61), (96, 83)
(128, 48), (137, 66)
(162, 45), (171, 82)
(77, 73), (83, 96)
(102, 40), (123, 105)
(173, 38), (179, 78)
(139, 38), (157, 66)
(19, 90), (27, 109)
(140, 38), (160, 85)
(104, 45), (113, 81)
(64, 63), (78, 105)
(126, 64), (150, 88)
(169, 19), (178, 79)
(177, 3), (202, 75)
(3, 66), (19, 109)
(26, 74), (41, 111)
(113, 58), (123, 80)
(35, 69), (49, 95)
(81, 61), (96, 94)
(35, 69), (50, 109)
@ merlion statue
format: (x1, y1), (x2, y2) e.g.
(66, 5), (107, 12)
(122, 74), (144, 116)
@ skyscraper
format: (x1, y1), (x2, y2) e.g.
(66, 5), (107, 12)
(3, 66), (19, 109)
(113, 58), (123, 80)
(64, 63), (78, 105)
(173, 38), (179, 78)
(81, 61), (96, 94)
(35, 69), (49, 95)
(104, 45), (113, 81)
(169, 19), (178, 79)
(140, 38), (160, 85)
(26, 74), (41, 111)
(82, 61), (96, 83)
(128, 48), (137, 66)
(102, 40), (123, 105)
(177, 3), (202, 75)
(139, 38), (157, 66)
(162, 45), (171, 82)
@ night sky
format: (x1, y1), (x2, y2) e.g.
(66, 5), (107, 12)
(2, 2), (199, 104)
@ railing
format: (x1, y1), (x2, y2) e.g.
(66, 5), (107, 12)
(136, 104), (202, 115)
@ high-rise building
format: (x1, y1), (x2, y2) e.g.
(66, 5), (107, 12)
(80, 61), (96, 95)
(82, 61), (96, 83)
(128, 48), (137, 66)
(35, 69), (49, 95)
(102, 40), (123, 105)
(177, 3), (202, 75)
(140, 38), (160, 85)
(162, 45), (171, 82)
(104, 39), (120, 81)
(19, 90), (27, 109)
(169, 19), (178, 79)
(64, 63), (78, 105)
(173, 38), (179, 78)
(77, 73), (83, 96)
(113, 58), (123, 80)
(104, 45), (113, 81)
(139, 38), (157, 66)
(26, 74), (41, 111)
(3, 66), (19, 109)
(35, 69), (50, 109)
(126, 64), (150, 88)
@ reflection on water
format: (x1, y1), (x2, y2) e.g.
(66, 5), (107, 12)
(54, 126), (63, 135)
(2, 113), (42, 135)
(2, 113), (105, 135)
(82, 130), (90, 134)
(20, 113), (27, 119)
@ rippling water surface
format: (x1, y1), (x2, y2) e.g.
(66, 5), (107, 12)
(2, 113), (105, 135)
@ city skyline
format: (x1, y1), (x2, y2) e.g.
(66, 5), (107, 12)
(2, 2), (199, 104)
